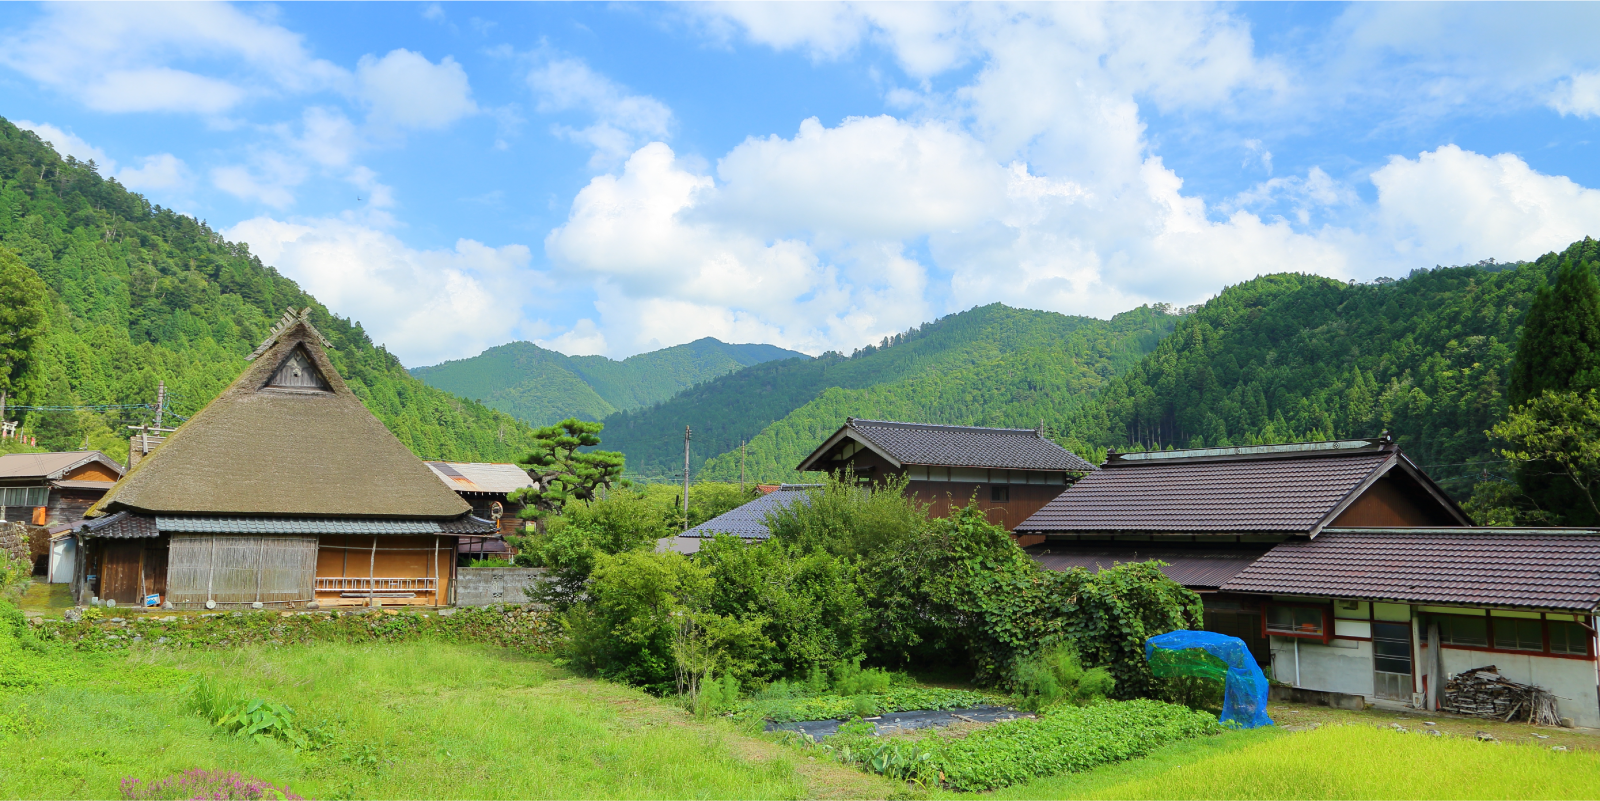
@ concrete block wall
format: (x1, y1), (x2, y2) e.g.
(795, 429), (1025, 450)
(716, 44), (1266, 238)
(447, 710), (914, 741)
(455, 567), (547, 607)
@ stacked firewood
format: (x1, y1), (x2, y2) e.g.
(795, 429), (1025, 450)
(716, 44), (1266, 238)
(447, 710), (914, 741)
(1441, 666), (1562, 725)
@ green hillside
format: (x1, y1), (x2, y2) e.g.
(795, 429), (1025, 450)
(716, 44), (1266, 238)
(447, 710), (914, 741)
(0, 116), (543, 463)
(607, 303), (1179, 481)
(409, 338), (805, 426)
(1060, 245), (1598, 497)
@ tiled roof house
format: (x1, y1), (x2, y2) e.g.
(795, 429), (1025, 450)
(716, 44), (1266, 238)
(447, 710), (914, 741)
(796, 418), (1096, 530)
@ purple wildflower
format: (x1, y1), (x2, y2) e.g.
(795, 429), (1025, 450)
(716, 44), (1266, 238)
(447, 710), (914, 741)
(119, 769), (303, 800)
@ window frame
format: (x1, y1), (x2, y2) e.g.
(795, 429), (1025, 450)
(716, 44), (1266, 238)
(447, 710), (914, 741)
(990, 485), (1010, 503)
(1423, 612), (1596, 661)
(1262, 602), (1332, 644)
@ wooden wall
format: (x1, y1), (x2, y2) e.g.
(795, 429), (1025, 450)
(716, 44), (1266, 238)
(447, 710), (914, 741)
(1332, 475), (1461, 527)
(811, 449), (1071, 532)
(94, 538), (167, 606)
(46, 488), (106, 526)
(315, 534), (454, 606)
(64, 463), (120, 483)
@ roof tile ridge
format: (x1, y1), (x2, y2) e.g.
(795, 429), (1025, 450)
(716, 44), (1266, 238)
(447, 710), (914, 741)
(849, 418), (1041, 434)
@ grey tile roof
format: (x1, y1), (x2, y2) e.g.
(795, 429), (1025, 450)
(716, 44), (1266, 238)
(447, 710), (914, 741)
(1221, 528), (1600, 612)
(1027, 544), (1270, 590)
(809, 419), (1096, 472)
(681, 485), (817, 539)
(1016, 448), (1395, 535)
(80, 512), (159, 539)
(153, 515), (497, 535)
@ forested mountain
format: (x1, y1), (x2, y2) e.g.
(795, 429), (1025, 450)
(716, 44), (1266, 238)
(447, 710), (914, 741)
(0, 116), (543, 463)
(410, 337), (805, 427)
(1061, 240), (1596, 498)
(607, 303), (1179, 481)
(683, 240), (1597, 496)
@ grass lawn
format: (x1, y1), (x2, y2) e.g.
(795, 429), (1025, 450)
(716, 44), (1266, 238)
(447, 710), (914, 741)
(0, 640), (898, 800)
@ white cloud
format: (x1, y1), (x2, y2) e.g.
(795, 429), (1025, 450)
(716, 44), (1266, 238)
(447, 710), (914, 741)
(117, 154), (189, 191)
(14, 120), (112, 168)
(528, 56), (672, 167)
(1552, 72), (1600, 118)
(0, 3), (345, 115)
(227, 216), (541, 367)
(211, 156), (304, 209)
(357, 49), (478, 131)
(1371, 145), (1600, 265)
(538, 318), (607, 357)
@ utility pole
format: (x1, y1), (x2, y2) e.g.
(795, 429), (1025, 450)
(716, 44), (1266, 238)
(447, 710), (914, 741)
(155, 380), (165, 428)
(740, 439), (746, 495)
(682, 426), (692, 532)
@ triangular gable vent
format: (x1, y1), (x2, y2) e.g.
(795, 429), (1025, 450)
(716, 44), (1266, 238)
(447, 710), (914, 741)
(267, 347), (330, 391)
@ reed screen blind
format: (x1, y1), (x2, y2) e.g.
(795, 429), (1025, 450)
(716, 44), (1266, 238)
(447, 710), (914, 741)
(167, 534), (317, 606)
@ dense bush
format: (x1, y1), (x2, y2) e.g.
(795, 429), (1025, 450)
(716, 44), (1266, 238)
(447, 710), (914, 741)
(1013, 646), (1115, 711)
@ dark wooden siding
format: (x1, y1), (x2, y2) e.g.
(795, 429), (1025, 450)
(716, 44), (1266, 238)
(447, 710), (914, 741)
(99, 541), (144, 604)
(1332, 475), (1456, 527)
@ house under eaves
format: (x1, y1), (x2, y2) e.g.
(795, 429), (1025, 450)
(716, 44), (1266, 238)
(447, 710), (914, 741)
(74, 308), (496, 609)
(1013, 436), (1470, 663)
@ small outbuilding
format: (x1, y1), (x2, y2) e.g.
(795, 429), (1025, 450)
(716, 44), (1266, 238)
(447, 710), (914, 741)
(1222, 528), (1600, 727)
(73, 308), (496, 609)
(796, 418), (1097, 531)
(0, 450), (123, 576)
(425, 461), (534, 562)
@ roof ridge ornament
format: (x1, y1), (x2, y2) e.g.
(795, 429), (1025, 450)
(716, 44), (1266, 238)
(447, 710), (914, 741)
(246, 307), (332, 362)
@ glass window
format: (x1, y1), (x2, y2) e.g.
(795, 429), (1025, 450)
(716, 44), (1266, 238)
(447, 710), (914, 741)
(990, 485), (1010, 503)
(1266, 605), (1324, 636)
(1549, 621), (1592, 656)
(1492, 618), (1543, 652)
(0, 486), (46, 506)
(1436, 615), (1488, 647)
(1372, 622), (1414, 675)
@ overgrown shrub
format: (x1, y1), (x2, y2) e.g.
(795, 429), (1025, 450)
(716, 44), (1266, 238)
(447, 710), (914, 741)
(0, 551), (31, 600)
(697, 534), (868, 681)
(514, 490), (670, 607)
(189, 678), (322, 750)
(830, 662), (895, 695)
(464, 557), (512, 568)
(121, 770), (302, 800)
(1013, 645), (1115, 711)
(765, 473), (926, 559)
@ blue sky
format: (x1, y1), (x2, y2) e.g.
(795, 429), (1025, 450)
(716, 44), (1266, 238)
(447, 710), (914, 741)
(3, 2), (1599, 367)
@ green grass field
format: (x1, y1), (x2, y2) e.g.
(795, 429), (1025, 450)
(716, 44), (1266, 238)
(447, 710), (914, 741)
(5, 628), (1598, 800)
(0, 641), (894, 800)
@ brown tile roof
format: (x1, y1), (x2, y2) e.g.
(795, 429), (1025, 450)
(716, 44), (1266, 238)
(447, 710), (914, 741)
(798, 418), (1096, 472)
(1014, 439), (1464, 535)
(1221, 528), (1600, 612)
(90, 311), (470, 520)
(1027, 544), (1270, 589)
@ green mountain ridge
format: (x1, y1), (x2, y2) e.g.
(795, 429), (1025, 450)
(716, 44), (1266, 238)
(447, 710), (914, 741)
(606, 303), (1180, 481)
(409, 338), (807, 427)
(0, 116), (543, 463)
(690, 239), (1597, 500)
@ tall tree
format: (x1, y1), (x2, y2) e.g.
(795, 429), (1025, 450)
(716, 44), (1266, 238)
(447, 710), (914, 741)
(1508, 256), (1600, 408)
(510, 418), (628, 529)
(0, 247), (47, 398)
(1503, 255), (1600, 524)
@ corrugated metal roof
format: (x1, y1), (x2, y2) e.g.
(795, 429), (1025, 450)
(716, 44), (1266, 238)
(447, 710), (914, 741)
(0, 451), (122, 481)
(1017, 449), (1394, 535)
(426, 462), (534, 494)
(682, 485), (818, 539)
(799, 419), (1097, 473)
(1222, 528), (1600, 612)
(154, 516), (496, 535)
(53, 480), (115, 491)
(1027, 544), (1269, 589)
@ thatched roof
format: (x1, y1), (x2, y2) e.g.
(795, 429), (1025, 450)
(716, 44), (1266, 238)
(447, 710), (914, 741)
(90, 309), (470, 519)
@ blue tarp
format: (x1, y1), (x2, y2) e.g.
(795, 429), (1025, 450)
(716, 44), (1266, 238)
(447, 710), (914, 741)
(1145, 630), (1274, 729)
